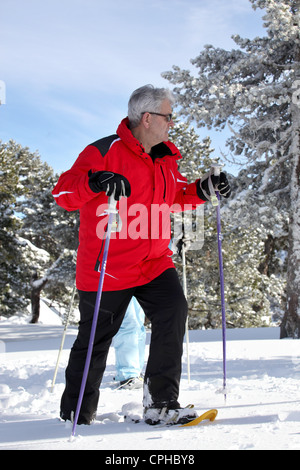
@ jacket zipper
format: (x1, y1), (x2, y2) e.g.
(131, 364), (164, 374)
(160, 166), (166, 202)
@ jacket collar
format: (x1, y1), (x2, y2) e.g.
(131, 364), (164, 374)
(117, 117), (181, 161)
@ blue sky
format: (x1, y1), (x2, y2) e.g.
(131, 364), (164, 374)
(1, 0), (265, 174)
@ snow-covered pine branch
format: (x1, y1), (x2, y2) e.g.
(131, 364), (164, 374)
(163, 0), (300, 337)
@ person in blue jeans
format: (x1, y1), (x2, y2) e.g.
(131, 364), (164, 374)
(113, 297), (146, 389)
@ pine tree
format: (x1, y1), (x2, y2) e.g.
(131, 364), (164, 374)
(17, 153), (79, 322)
(169, 119), (283, 328)
(0, 141), (47, 315)
(163, 0), (300, 337)
(0, 140), (79, 320)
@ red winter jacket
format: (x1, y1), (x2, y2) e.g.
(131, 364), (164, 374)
(52, 118), (205, 291)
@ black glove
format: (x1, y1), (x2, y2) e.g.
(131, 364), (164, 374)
(88, 170), (131, 201)
(197, 172), (231, 201)
(217, 172), (231, 198)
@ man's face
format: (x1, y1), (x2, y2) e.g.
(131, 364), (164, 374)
(148, 99), (174, 146)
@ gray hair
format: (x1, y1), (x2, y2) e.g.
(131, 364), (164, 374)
(128, 84), (175, 128)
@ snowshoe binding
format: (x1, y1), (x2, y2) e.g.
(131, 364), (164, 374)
(144, 404), (197, 426)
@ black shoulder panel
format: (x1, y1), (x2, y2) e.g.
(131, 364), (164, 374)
(90, 134), (119, 157)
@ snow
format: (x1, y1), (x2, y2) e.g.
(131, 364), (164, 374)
(0, 307), (299, 451)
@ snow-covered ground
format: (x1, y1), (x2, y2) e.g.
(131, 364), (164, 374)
(0, 302), (299, 451)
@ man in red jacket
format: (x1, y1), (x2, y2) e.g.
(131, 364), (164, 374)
(52, 85), (231, 426)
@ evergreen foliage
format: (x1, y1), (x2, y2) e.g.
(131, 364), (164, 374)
(163, 0), (299, 336)
(0, 140), (78, 318)
(169, 120), (284, 329)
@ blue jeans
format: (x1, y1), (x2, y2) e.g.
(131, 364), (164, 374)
(113, 297), (146, 382)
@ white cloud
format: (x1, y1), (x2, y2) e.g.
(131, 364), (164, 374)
(183, 0), (264, 51)
(1, 0), (264, 92)
(1, 0), (265, 171)
(2, 0), (173, 91)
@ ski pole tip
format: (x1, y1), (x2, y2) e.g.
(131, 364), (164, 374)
(223, 387), (228, 404)
(69, 427), (77, 442)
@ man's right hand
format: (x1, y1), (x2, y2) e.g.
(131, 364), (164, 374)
(88, 170), (131, 201)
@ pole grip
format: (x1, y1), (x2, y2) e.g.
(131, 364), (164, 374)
(211, 163), (222, 177)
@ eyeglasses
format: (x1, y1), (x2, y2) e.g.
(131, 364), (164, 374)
(142, 112), (173, 122)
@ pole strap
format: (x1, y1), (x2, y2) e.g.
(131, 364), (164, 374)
(199, 163), (223, 207)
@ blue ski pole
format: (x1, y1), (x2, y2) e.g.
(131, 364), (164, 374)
(216, 191), (227, 402)
(209, 165), (227, 402)
(71, 194), (119, 439)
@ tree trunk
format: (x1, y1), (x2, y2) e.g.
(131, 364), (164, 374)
(280, 78), (300, 338)
(258, 234), (275, 276)
(30, 272), (48, 324)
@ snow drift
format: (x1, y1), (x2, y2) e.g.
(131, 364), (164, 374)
(0, 306), (299, 450)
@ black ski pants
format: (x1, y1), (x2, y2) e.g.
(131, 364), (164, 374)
(60, 268), (188, 423)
